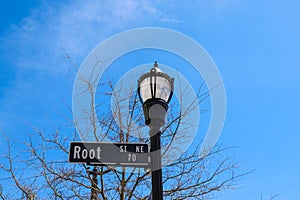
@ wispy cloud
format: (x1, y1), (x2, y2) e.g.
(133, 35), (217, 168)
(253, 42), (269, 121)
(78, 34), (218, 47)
(0, 0), (182, 134)
(1, 0), (161, 74)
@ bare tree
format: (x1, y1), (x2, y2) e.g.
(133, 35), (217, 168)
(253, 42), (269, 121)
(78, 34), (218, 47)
(0, 58), (248, 199)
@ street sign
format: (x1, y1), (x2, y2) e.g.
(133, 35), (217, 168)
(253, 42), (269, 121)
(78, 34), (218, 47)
(69, 142), (150, 167)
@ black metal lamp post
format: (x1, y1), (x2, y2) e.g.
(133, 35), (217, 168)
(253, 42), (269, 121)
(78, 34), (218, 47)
(138, 61), (174, 200)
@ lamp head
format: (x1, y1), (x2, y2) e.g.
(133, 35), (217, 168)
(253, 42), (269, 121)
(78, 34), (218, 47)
(137, 62), (174, 127)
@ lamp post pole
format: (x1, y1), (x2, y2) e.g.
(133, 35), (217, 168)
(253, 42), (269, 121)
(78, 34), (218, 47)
(137, 62), (174, 200)
(150, 128), (163, 200)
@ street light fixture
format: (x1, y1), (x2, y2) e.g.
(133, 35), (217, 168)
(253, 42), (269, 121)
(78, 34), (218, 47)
(138, 61), (174, 200)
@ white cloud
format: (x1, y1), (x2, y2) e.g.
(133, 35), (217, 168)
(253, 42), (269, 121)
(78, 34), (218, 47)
(0, 0), (180, 134)
(0, 0), (167, 74)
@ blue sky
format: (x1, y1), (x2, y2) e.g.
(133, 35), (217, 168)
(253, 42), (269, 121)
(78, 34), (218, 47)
(0, 0), (300, 199)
